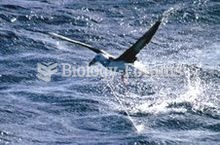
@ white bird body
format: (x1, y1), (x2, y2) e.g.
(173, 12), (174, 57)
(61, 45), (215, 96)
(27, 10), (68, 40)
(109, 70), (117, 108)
(94, 54), (127, 72)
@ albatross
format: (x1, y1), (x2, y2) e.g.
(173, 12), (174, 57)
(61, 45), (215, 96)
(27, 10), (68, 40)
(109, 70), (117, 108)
(49, 17), (163, 80)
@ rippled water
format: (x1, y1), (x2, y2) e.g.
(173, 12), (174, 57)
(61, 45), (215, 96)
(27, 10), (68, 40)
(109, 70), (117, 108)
(0, 0), (219, 144)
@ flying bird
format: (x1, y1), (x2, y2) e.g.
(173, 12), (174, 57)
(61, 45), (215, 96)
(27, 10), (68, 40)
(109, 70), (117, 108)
(49, 17), (162, 81)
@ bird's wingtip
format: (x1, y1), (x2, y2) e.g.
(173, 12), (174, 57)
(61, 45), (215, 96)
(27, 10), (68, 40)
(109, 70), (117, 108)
(157, 15), (164, 23)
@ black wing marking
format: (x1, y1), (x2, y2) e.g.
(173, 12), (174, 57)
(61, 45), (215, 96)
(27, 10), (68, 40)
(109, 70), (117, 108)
(116, 18), (162, 63)
(49, 32), (104, 54)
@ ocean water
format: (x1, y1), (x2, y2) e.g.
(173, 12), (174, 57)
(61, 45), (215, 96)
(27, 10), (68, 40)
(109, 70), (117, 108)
(0, 0), (219, 144)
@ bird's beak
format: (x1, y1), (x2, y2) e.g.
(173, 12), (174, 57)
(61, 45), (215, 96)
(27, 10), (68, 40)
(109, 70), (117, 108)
(89, 58), (96, 66)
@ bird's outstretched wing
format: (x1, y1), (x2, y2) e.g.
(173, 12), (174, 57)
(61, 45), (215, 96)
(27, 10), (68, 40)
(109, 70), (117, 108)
(49, 32), (105, 54)
(116, 17), (162, 63)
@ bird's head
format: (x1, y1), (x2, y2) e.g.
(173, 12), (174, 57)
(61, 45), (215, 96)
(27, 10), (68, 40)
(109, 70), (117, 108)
(89, 54), (108, 66)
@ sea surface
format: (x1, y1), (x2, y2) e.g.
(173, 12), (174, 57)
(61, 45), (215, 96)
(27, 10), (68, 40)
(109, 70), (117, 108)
(0, 0), (220, 145)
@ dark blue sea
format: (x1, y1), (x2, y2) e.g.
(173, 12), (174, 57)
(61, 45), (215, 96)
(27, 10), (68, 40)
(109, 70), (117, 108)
(0, 0), (219, 144)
